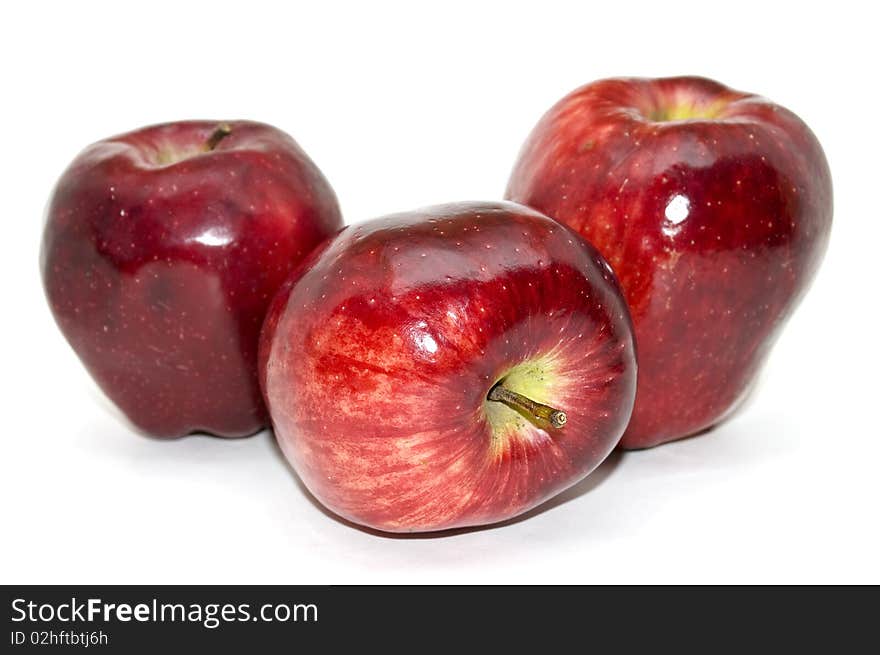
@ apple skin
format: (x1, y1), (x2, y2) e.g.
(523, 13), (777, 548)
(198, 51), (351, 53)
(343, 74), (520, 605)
(41, 120), (342, 438)
(259, 201), (636, 532)
(507, 76), (832, 449)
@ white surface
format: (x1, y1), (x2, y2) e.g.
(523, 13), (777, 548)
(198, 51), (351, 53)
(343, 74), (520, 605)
(2, 1), (878, 584)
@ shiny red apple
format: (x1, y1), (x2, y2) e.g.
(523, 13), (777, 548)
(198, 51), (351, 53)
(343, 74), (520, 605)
(507, 76), (832, 449)
(41, 120), (342, 437)
(259, 201), (636, 532)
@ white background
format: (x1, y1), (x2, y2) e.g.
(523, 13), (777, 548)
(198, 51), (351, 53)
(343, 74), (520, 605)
(2, 1), (877, 584)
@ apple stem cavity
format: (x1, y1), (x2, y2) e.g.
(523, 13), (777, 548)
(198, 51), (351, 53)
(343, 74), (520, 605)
(206, 123), (233, 151)
(488, 384), (567, 429)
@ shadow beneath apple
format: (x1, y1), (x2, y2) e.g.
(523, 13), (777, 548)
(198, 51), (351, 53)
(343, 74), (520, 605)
(268, 431), (623, 539)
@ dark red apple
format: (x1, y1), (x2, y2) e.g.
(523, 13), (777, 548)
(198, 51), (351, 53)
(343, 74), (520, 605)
(259, 201), (636, 532)
(41, 120), (342, 437)
(507, 76), (832, 449)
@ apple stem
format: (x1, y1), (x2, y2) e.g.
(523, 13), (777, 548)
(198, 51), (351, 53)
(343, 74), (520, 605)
(206, 123), (232, 151)
(488, 385), (567, 429)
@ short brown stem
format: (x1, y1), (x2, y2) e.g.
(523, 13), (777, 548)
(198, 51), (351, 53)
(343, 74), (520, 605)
(206, 123), (232, 151)
(488, 384), (567, 429)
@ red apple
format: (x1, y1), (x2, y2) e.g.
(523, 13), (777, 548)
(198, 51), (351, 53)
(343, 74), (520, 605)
(259, 201), (636, 532)
(507, 76), (832, 449)
(41, 120), (342, 437)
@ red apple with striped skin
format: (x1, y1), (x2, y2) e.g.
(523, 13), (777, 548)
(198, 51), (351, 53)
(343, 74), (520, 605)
(260, 201), (636, 532)
(42, 120), (342, 437)
(507, 77), (832, 449)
